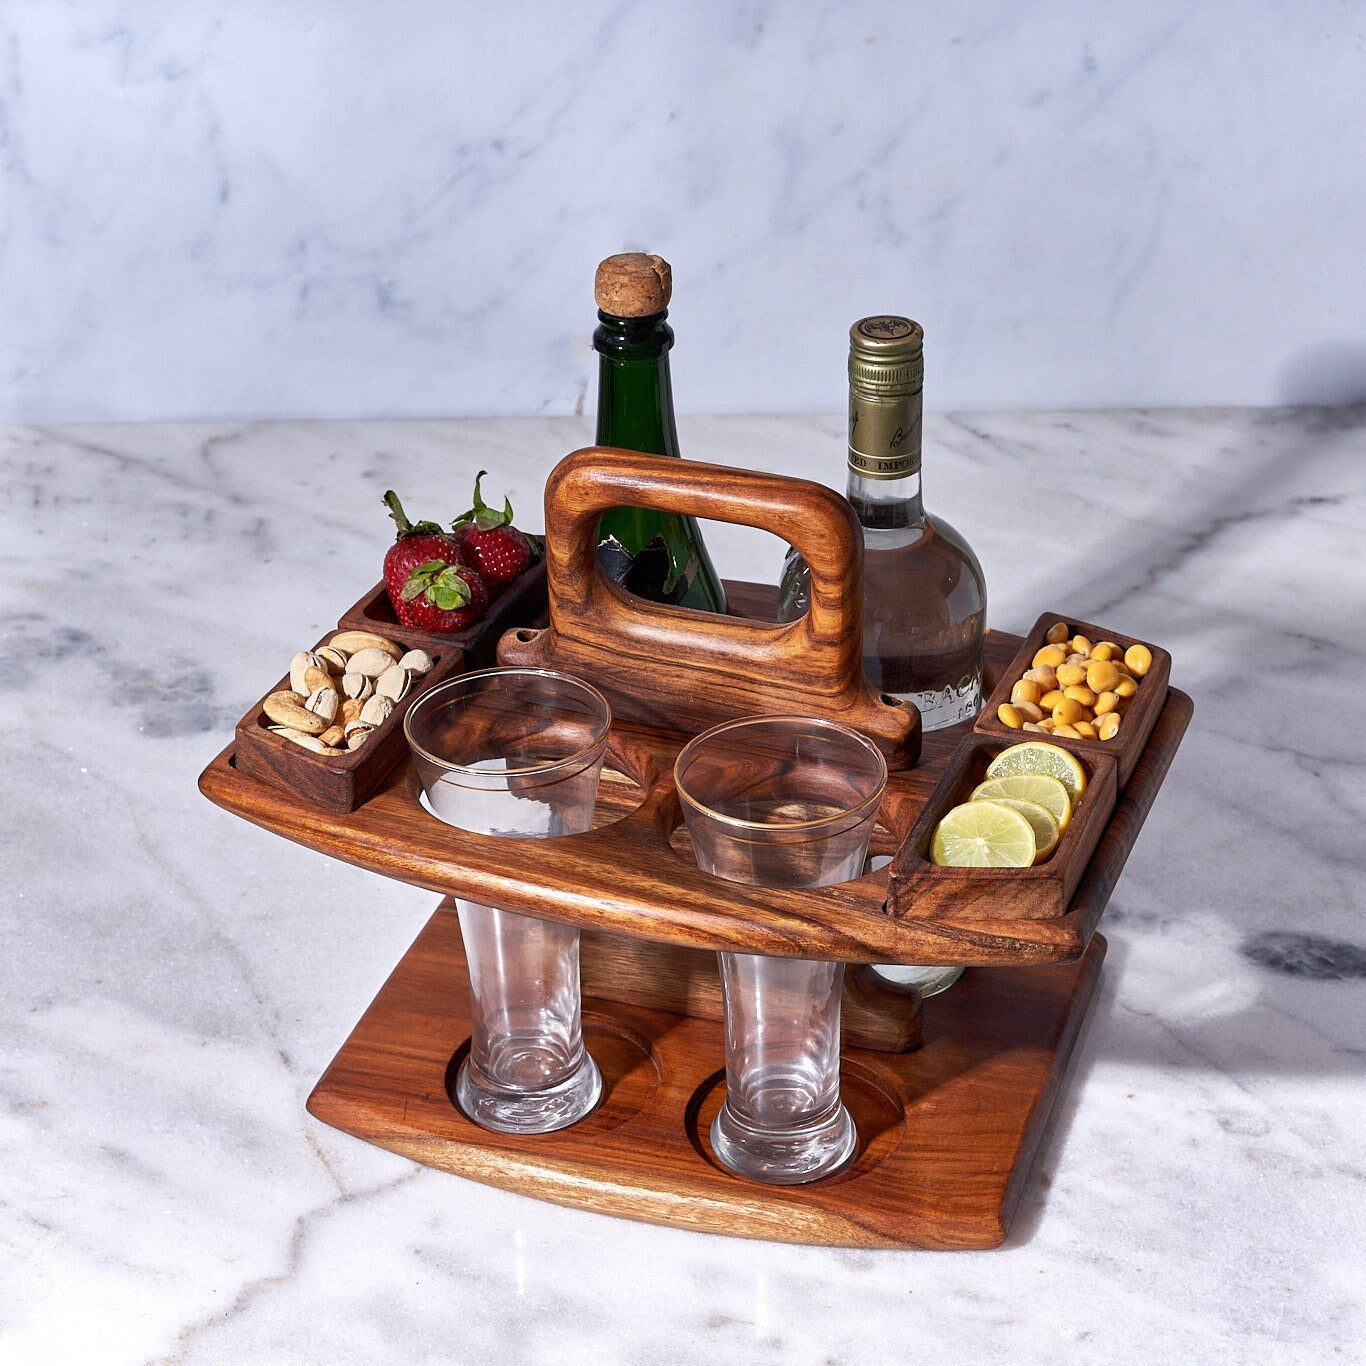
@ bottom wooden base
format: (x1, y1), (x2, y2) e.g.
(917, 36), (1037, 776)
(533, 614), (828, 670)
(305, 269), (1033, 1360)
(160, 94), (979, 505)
(308, 905), (1106, 1250)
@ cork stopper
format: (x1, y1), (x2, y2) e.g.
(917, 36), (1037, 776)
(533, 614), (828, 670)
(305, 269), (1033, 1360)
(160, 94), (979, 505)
(595, 253), (672, 317)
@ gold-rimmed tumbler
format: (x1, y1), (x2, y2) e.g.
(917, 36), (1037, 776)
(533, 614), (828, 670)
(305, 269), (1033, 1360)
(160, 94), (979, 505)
(405, 668), (610, 1134)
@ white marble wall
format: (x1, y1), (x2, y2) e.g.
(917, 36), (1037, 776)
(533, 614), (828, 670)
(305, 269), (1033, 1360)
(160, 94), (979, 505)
(2, 2), (1365, 423)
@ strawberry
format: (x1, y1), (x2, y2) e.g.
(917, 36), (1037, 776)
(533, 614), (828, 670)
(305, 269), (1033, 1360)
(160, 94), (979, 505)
(383, 489), (471, 605)
(451, 471), (539, 596)
(397, 558), (489, 633)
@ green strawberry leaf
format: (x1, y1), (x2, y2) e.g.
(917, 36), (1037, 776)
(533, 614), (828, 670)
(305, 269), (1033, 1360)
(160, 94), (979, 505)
(384, 490), (446, 540)
(453, 470), (514, 532)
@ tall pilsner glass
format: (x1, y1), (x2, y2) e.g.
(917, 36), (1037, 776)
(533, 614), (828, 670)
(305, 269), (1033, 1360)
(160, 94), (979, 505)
(405, 669), (611, 1135)
(674, 716), (888, 1185)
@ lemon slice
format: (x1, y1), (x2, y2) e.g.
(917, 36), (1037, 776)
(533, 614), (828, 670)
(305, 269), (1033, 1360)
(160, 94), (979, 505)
(970, 773), (1072, 833)
(987, 797), (1060, 862)
(931, 800), (1036, 868)
(985, 741), (1087, 807)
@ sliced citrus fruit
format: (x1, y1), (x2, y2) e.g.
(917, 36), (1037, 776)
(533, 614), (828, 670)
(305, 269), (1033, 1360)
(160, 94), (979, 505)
(985, 741), (1087, 807)
(987, 796), (1060, 862)
(970, 773), (1072, 833)
(930, 800), (1036, 868)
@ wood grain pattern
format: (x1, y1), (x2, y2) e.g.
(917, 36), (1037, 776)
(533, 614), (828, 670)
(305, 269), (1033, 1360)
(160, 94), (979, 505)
(495, 448), (920, 768)
(886, 735), (1118, 920)
(306, 904), (1107, 1250)
(198, 639), (1192, 967)
(579, 930), (924, 1054)
(974, 610), (1173, 787)
(232, 637), (466, 813)
(338, 557), (548, 666)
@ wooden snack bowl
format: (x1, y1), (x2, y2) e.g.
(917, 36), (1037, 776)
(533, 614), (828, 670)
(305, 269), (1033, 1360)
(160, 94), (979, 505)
(337, 555), (548, 664)
(887, 735), (1117, 921)
(233, 633), (465, 814)
(974, 610), (1172, 787)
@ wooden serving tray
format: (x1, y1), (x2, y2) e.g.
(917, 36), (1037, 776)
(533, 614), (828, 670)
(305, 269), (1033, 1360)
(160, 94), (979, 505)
(306, 900), (1107, 1250)
(889, 734), (1118, 920)
(975, 610), (1172, 787)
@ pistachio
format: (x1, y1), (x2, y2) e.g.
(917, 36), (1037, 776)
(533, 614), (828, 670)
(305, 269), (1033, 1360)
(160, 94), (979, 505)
(341, 672), (374, 700)
(314, 646), (349, 674)
(305, 687), (340, 722)
(328, 631), (402, 661)
(343, 719), (373, 737)
(263, 690), (327, 734)
(398, 649), (434, 675)
(347, 647), (395, 678)
(290, 651), (324, 695)
(318, 724), (347, 747)
(347, 728), (373, 750)
(360, 694), (395, 727)
(375, 664), (410, 702)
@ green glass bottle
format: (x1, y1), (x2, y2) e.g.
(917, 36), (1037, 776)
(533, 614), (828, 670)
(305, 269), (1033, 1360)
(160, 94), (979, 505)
(592, 253), (726, 613)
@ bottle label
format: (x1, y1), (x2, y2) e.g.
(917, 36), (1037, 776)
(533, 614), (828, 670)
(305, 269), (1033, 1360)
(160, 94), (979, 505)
(848, 390), (922, 480)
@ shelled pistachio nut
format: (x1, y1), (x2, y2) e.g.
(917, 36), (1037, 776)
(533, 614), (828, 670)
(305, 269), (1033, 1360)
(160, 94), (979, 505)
(263, 690), (327, 735)
(328, 631), (403, 661)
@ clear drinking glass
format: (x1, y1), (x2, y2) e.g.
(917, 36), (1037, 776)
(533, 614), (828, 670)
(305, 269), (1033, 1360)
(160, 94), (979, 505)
(674, 716), (888, 1184)
(405, 668), (611, 1134)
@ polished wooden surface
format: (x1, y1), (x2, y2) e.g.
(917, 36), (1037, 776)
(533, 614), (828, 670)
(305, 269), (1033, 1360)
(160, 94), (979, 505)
(975, 609), (1173, 787)
(495, 448), (920, 768)
(307, 904), (1107, 1250)
(889, 735), (1118, 920)
(200, 612), (1192, 965)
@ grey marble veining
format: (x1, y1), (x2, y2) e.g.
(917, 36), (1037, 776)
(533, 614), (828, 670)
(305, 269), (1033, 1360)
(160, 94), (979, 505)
(1, 407), (1363, 1363)
(3, 5), (1366, 423)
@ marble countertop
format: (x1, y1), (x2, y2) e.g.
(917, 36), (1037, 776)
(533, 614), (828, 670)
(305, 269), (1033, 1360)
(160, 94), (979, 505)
(3, 408), (1362, 1364)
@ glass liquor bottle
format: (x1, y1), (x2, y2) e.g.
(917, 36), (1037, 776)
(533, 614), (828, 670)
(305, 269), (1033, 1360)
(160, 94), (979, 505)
(778, 316), (986, 730)
(592, 252), (726, 613)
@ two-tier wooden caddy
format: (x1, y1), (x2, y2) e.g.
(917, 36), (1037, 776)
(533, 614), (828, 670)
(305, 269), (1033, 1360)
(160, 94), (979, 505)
(200, 449), (1191, 1250)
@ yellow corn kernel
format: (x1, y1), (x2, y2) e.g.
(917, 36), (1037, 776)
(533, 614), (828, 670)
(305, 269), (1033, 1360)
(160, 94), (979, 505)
(1015, 700), (1044, 723)
(1114, 675), (1138, 699)
(1040, 688), (1065, 711)
(1012, 679), (1043, 706)
(1045, 621), (1070, 645)
(997, 703), (1024, 729)
(1056, 662), (1087, 688)
(1090, 642), (1116, 662)
(1052, 697), (1086, 725)
(1099, 711), (1123, 740)
(1125, 643), (1153, 676)
(1086, 659), (1121, 693)
(1070, 635), (1093, 657)
(1033, 644), (1067, 670)
(1064, 684), (1097, 708)
(1052, 724), (1082, 739)
(1094, 690), (1120, 716)
(1072, 720), (1099, 740)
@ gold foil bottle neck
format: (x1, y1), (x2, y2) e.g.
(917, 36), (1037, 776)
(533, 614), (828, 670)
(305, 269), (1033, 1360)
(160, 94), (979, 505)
(848, 316), (924, 394)
(848, 316), (924, 480)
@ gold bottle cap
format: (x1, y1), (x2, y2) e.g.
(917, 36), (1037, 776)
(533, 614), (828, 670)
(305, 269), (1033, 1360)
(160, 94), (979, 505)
(848, 315), (924, 393)
(595, 253), (672, 316)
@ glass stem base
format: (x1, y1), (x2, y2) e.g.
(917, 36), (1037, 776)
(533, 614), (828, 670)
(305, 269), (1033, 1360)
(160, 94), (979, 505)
(711, 1094), (856, 1185)
(455, 1051), (602, 1135)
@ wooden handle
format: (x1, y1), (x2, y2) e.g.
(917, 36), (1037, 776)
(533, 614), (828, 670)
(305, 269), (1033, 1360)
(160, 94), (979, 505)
(498, 448), (919, 767)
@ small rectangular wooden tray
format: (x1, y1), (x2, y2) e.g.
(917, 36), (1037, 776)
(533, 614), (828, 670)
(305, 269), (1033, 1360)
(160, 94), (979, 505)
(974, 610), (1171, 787)
(888, 734), (1117, 920)
(232, 636), (465, 813)
(337, 557), (547, 665)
